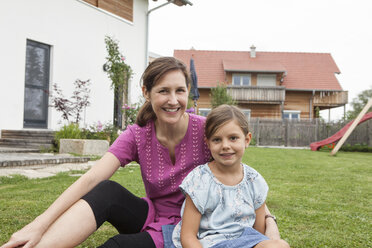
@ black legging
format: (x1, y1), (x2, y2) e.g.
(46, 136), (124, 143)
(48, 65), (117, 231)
(82, 180), (156, 248)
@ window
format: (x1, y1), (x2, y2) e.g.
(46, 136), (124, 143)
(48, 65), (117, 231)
(241, 109), (251, 120)
(198, 108), (211, 117)
(257, 74), (276, 86)
(283, 110), (301, 120)
(232, 74), (251, 86)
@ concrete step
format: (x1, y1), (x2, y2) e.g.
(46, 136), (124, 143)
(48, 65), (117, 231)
(0, 129), (55, 150)
(1, 129), (55, 139)
(0, 153), (90, 167)
(0, 147), (41, 153)
(0, 139), (53, 148)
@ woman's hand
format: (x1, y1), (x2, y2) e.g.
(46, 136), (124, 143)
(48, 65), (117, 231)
(1, 153), (121, 248)
(1, 218), (47, 248)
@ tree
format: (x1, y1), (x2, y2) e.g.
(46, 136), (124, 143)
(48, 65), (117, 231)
(210, 83), (236, 108)
(103, 36), (133, 128)
(50, 79), (91, 124)
(346, 86), (372, 120)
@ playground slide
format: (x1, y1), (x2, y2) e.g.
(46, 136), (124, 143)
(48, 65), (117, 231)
(310, 112), (372, 151)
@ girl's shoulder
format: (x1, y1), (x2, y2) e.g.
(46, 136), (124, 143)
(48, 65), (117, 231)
(186, 163), (210, 177)
(242, 163), (264, 182)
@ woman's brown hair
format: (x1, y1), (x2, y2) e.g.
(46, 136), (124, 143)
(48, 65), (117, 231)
(205, 104), (249, 139)
(136, 57), (191, 127)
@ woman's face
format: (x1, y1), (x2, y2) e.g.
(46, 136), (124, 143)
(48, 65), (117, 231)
(143, 70), (189, 125)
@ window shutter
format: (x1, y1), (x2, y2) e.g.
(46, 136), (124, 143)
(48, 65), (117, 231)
(257, 74), (276, 86)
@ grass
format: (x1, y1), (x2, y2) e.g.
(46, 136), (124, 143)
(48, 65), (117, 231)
(0, 148), (371, 247)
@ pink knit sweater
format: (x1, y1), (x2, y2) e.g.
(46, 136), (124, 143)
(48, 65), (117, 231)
(108, 114), (211, 248)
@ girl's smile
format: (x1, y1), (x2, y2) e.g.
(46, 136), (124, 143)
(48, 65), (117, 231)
(207, 120), (251, 170)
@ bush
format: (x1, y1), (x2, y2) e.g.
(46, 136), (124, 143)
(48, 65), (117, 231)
(210, 83), (236, 108)
(340, 143), (372, 152)
(319, 143), (372, 153)
(54, 123), (84, 151)
(84, 122), (120, 145)
(54, 122), (120, 152)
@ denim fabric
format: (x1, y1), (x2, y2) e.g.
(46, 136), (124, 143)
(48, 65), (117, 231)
(172, 163), (269, 248)
(210, 227), (269, 248)
(162, 225), (177, 248)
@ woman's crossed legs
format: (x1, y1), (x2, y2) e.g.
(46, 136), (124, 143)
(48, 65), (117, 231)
(35, 180), (155, 248)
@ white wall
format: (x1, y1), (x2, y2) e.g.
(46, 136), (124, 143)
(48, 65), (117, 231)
(0, 0), (148, 130)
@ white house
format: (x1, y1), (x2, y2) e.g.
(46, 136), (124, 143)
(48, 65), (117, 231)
(0, 0), (150, 131)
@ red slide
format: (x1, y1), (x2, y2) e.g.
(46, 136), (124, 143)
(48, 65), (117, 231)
(310, 112), (372, 151)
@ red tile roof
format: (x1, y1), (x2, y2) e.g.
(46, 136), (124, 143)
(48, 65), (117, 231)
(223, 59), (286, 73)
(174, 49), (343, 91)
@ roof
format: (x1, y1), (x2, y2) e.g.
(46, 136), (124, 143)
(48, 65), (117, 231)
(173, 49), (343, 91)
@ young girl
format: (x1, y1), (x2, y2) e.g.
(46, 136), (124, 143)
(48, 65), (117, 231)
(171, 105), (290, 248)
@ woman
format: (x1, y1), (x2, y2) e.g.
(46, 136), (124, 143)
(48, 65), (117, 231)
(1, 57), (280, 248)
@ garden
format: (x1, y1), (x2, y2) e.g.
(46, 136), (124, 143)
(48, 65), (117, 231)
(0, 148), (371, 247)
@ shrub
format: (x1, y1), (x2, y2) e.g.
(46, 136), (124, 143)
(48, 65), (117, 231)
(49, 79), (91, 124)
(84, 122), (120, 145)
(122, 103), (140, 129)
(340, 143), (372, 152)
(210, 83), (236, 108)
(54, 122), (120, 152)
(54, 123), (83, 150)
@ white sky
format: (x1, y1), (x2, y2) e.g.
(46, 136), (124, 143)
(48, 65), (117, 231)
(148, 0), (372, 121)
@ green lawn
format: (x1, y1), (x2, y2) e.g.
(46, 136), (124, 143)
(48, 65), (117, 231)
(0, 148), (371, 247)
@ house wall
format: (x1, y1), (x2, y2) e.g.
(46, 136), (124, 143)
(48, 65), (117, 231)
(196, 88), (282, 119)
(196, 89), (212, 110)
(225, 72), (281, 86)
(284, 91), (313, 119)
(240, 104), (281, 119)
(197, 88), (316, 119)
(0, 0), (147, 130)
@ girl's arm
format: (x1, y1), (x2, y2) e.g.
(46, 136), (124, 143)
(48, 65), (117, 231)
(264, 205), (281, 240)
(253, 202), (267, 235)
(180, 195), (202, 248)
(0, 152), (121, 248)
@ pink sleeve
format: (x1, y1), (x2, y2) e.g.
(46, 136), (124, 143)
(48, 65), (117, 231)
(108, 125), (138, 166)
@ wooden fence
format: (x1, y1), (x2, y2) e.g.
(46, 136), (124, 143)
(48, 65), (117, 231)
(248, 118), (372, 147)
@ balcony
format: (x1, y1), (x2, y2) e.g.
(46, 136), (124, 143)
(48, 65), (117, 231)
(313, 91), (348, 108)
(227, 86), (286, 104)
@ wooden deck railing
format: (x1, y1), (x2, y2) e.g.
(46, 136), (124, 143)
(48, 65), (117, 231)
(313, 91), (348, 107)
(227, 86), (286, 103)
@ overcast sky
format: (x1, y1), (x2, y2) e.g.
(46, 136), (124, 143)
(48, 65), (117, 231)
(148, 0), (372, 120)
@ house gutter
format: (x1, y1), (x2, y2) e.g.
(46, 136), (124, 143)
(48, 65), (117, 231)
(145, 0), (192, 67)
(145, 1), (173, 67)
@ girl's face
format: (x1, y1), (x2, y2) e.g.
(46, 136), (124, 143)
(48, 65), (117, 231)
(207, 120), (251, 169)
(143, 70), (189, 126)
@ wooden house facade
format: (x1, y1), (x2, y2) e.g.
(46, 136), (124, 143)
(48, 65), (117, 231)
(174, 47), (348, 120)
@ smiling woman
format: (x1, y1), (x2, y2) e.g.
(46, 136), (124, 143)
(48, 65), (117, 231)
(0, 57), (281, 248)
(143, 70), (189, 126)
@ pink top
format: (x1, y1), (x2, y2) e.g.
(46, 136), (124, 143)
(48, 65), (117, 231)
(108, 114), (211, 248)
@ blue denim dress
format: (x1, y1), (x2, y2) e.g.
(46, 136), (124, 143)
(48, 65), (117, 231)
(168, 163), (269, 248)
(163, 225), (268, 248)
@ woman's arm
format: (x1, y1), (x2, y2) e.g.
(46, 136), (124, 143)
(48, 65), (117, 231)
(180, 195), (202, 248)
(264, 205), (281, 240)
(253, 202), (266, 234)
(0, 152), (121, 248)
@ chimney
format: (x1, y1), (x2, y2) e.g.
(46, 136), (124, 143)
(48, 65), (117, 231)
(250, 45), (256, 58)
